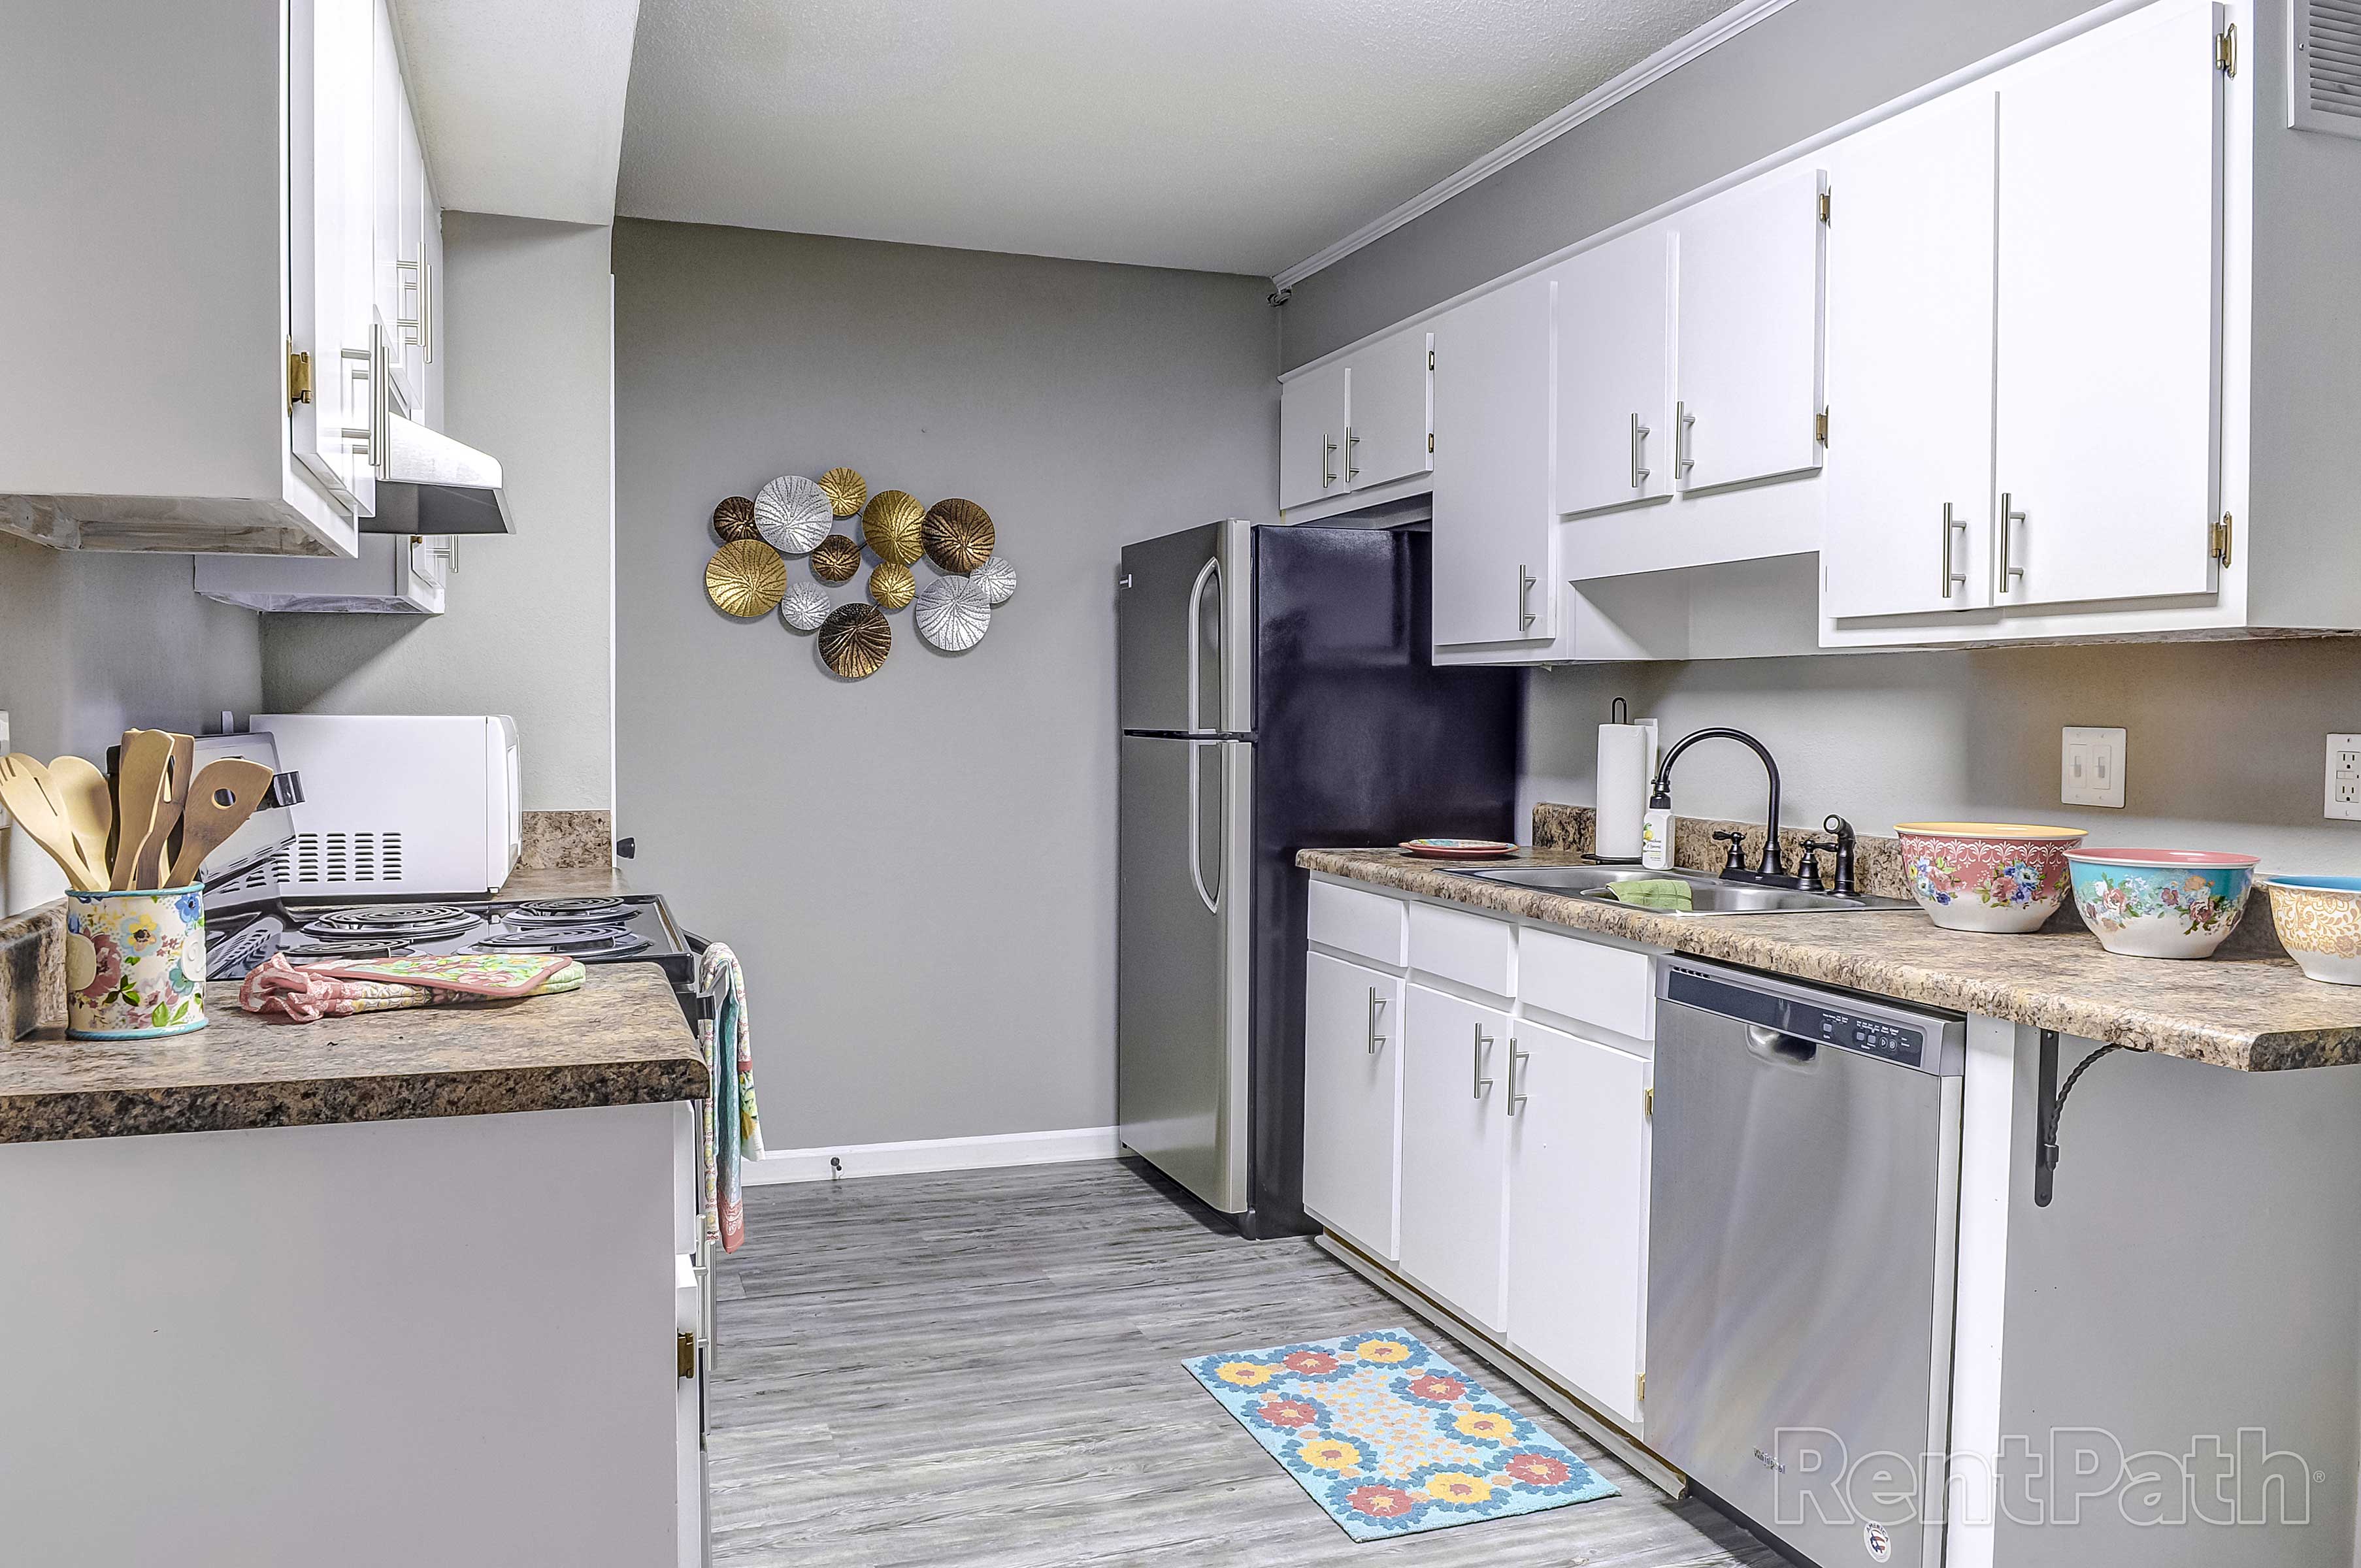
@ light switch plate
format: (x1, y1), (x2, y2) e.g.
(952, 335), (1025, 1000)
(2327, 735), (2361, 821)
(2062, 726), (2126, 808)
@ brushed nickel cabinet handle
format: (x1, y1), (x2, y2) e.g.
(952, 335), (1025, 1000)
(1941, 502), (1968, 599)
(1518, 566), (1537, 631)
(1676, 402), (1696, 482)
(1322, 434), (1338, 490)
(1630, 412), (1651, 488)
(1346, 427), (1361, 484)
(2000, 492), (2027, 585)
(1508, 1042), (1530, 1115)
(1366, 988), (1387, 1055)
(1472, 1025), (1494, 1098)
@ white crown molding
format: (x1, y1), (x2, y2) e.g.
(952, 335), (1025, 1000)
(742, 1124), (1120, 1184)
(1269, 0), (1801, 291)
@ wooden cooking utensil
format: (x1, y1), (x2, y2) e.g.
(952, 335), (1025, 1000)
(110, 730), (174, 891)
(165, 759), (276, 889)
(46, 755), (114, 885)
(131, 732), (197, 890)
(0, 755), (105, 892)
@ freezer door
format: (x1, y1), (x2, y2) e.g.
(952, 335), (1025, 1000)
(1117, 733), (1251, 1213)
(1117, 521), (1251, 735)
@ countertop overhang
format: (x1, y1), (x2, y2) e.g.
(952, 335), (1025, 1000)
(0, 962), (706, 1144)
(1299, 847), (2361, 1073)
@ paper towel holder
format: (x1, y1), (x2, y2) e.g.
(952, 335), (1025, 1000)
(1585, 696), (1649, 866)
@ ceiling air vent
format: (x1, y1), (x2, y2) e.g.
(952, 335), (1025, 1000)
(2292, 0), (2361, 138)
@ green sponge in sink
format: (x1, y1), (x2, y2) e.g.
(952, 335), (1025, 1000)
(1606, 879), (1694, 911)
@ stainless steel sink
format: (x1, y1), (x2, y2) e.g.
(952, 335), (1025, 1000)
(1467, 864), (1913, 916)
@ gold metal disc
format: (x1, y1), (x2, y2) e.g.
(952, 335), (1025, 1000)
(818, 468), (868, 519)
(863, 490), (927, 566)
(706, 538), (787, 617)
(810, 534), (863, 582)
(922, 498), (996, 574)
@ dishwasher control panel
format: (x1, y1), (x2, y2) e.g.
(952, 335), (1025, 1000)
(1662, 963), (1962, 1074)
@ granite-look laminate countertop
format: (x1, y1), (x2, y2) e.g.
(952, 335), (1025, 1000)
(0, 962), (706, 1144)
(1299, 845), (2361, 1073)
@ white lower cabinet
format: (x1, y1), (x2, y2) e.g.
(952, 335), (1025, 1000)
(1398, 982), (1511, 1331)
(1302, 951), (1404, 1260)
(1505, 1018), (1651, 1423)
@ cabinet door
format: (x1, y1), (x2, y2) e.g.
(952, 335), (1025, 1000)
(1303, 952), (1404, 1260)
(1993, 0), (2224, 608)
(1431, 272), (1557, 647)
(389, 90), (427, 408)
(1504, 1019), (1650, 1424)
(371, 0), (404, 340)
(421, 186), (444, 428)
(1278, 362), (1349, 510)
(1398, 983), (1510, 1331)
(1555, 229), (1674, 517)
(1822, 91), (1998, 618)
(1674, 164), (1827, 492)
(289, 0), (375, 514)
(1346, 327), (1433, 492)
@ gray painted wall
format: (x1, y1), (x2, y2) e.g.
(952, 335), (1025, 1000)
(0, 540), (263, 912)
(263, 214), (616, 811)
(613, 220), (1276, 1149)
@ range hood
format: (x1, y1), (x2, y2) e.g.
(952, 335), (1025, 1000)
(359, 412), (515, 536)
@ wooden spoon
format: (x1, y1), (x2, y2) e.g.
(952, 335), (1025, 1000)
(165, 759), (277, 889)
(46, 755), (114, 885)
(132, 732), (197, 890)
(0, 754), (105, 892)
(110, 729), (173, 890)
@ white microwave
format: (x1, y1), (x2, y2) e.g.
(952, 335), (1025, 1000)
(248, 714), (521, 897)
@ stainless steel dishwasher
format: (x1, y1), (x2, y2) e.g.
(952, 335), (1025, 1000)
(1646, 958), (1964, 1568)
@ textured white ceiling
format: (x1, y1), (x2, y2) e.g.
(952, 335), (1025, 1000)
(391, 0), (642, 225)
(614, 0), (1742, 276)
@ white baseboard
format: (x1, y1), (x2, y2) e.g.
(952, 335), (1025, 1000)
(742, 1125), (1120, 1186)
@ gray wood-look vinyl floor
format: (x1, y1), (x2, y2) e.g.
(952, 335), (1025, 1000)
(710, 1157), (1780, 1567)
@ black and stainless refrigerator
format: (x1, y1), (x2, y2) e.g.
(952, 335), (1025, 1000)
(1116, 519), (1524, 1238)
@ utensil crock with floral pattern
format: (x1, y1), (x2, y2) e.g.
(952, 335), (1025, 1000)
(1894, 823), (2088, 933)
(63, 885), (206, 1039)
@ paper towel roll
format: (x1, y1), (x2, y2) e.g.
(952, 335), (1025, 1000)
(1595, 722), (1656, 860)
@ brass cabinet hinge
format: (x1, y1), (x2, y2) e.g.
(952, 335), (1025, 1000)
(677, 1330), (697, 1380)
(1644, 1086), (1654, 1117)
(1815, 408), (1830, 446)
(1817, 188), (1832, 223)
(287, 344), (313, 410)
(1428, 433), (1435, 454)
(2210, 512), (2234, 566)
(1428, 349), (1436, 371)
(2216, 22), (2237, 75)
(1637, 1372), (1646, 1401)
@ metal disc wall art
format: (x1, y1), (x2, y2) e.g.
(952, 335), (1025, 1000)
(970, 555), (1017, 606)
(818, 602), (892, 678)
(818, 468), (868, 519)
(868, 561), (916, 610)
(755, 475), (831, 555)
(810, 534), (863, 582)
(712, 495), (759, 542)
(913, 576), (991, 651)
(862, 490), (927, 566)
(778, 582), (831, 632)
(921, 498), (995, 573)
(706, 538), (787, 617)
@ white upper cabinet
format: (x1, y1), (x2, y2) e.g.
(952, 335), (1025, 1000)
(1822, 91), (1998, 618)
(1674, 165), (1828, 493)
(1431, 271), (1557, 646)
(1278, 362), (1349, 510)
(1346, 327), (1434, 493)
(1554, 230), (1676, 518)
(1993, 0), (2224, 610)
(291, 0), (378, 519)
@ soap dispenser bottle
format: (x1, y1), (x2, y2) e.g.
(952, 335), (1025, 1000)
(1640, 783), (1674, 871)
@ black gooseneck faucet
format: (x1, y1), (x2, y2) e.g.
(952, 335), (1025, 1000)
(1648, 728), (1788, 883)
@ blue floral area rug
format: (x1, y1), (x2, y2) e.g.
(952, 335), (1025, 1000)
(1182, 1328), (1619, 1540)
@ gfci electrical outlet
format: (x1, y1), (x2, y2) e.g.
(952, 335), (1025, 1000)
(2327, 735), (2361, 821)
(2062, 726), (2127, 808)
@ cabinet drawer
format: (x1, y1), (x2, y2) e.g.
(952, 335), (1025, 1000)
(1408, 902), (1515, 998)
(1308, 880), (1407, 968)
(1519, 928), (1653, 1041)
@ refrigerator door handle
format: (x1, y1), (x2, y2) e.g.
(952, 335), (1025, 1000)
(1187, 738), (1222, 915)
(1185, 555), (1221, 733)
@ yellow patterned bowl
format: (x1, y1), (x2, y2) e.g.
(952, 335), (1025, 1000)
(2261, 877), (2361, 984)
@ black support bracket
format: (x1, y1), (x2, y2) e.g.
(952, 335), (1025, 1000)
(2034, 1029), (2138, 1207)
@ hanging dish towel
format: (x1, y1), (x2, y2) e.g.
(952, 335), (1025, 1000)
(697, 941), (765, 1253)
(238, 953), (584, 1021)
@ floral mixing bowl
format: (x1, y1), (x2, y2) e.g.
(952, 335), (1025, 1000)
(1894, 823), (2087, 933)
(64, 885), (206, 1039)
(2258, 875), (2361, 985)
(2067, 849), (2256, 960)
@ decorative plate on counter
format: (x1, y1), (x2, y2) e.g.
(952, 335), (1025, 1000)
(818, 602), (892, 678)
(705, 538), (788, 617)
(862, 490), (927, 566)
(1399, 839), (1519, 860)
(754, 475), (831, 555)
(817, 467), (868, 519)
(922, 498), (996, 573)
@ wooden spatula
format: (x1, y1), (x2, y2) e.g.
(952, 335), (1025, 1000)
(165, 759), (277, 889)
(110, 730), (174, 891)
(131, 732), (197, 890)
(0, 754), (106, 892)
(46, 755), (114, 885)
